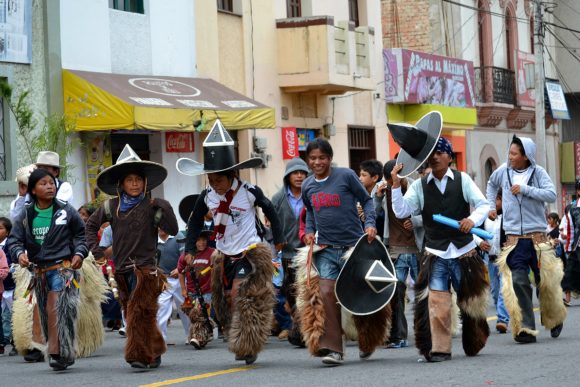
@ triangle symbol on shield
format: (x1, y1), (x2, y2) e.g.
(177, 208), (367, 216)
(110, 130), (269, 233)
(365, 260), (398, 294)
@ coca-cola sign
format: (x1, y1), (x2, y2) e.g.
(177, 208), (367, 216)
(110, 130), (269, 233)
(282, 127), (299, 160)
(166, 132), (194, 153)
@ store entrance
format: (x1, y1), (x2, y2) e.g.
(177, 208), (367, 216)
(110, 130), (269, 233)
(111, 133), (150, 161)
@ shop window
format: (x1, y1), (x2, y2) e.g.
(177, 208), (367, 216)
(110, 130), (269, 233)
(287, 0), (301, 18)
(348, 0), (359, 27)
(297, 128), (320, 162)
(109, 0), (144, 14)
(217, 0), (233, 13)
(348, 126), (376, 173)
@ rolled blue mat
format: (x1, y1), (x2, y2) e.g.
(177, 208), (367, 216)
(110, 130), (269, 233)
(432, 214), (494, 240)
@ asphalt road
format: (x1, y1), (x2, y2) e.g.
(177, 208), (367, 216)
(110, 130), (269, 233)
(1, 298), (579, 387)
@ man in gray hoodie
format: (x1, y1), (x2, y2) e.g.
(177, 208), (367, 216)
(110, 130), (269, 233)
(271, 157), (309, 342)
(486, 135), (566, 344)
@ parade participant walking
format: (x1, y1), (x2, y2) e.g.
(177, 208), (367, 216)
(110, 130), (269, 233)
(8, 168), (88, 370)
(176, 120), (284, 365)
(296, 137), (389, 367)
(0, 217), (17, 356)
(86, 144), (178, 369)
(389, 111), (490, 363)
(487, 135), (565, 343)
(560, 182), (580, 306)
(156, 227), (190, 344)
(271, 157), (309, 342)
(375, 160), (423, 349)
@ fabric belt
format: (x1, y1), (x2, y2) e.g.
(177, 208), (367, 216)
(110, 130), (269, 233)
(505, 232), (548, 247)
(327, 245), (350, 249)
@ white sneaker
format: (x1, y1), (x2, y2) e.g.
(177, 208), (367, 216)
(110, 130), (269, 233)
(118, 327), (126, 337)
(322, 352), (344, 366)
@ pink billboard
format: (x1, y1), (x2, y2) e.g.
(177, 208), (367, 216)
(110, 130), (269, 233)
(383, 48), (476, 108)
(515, 50), (535, 107)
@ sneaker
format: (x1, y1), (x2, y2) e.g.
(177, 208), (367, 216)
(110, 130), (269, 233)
(0, 345), (4, 355)
(244, 354), (257, 365)
(118, 327), (126, 337)
(149, 356), (161, 369)
(514, 331), (537, 344)
(496, 322), (508, 334)
(427, 352), (452, 362)
(129, 361), (148, 369)
(9, 347), (18, 357)
(550, 323), (563, 338)
(386, 339), (408, 349)
(49, 355), (73, 371)
(563, 299), (571, 307)
(359, 350), (373, 360)
(24, 348), (45, 362)
(322, 352), (344, 366)
(277, 329), (289, 340)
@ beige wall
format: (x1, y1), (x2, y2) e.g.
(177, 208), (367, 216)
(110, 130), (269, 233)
(196, 0), (387, 198)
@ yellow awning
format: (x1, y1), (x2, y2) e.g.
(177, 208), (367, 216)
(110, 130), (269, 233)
(387, 104), (477, 130)
(63, 69), (276, 131)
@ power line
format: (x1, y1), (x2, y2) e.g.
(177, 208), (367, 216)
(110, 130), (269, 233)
(545, 25), (580, 65)
(431, 9), (476, 55)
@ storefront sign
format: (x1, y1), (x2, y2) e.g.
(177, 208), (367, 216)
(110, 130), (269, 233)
(515, 50), (535, 107)
(546, 81), (570, 120)
(0, 0), (32, 64)
(383, 48), (476, 108)
(165, 132), (194, 153)
(296, 129), (316, 151)
(281, 127), (299, 159)
(85, 133), (113, 201)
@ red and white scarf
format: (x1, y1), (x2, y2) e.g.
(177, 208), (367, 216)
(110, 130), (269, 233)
(212, 179), (240, 241)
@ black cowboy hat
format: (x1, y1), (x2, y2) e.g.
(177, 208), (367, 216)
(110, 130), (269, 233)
(335, 235), (397, 315)
(97, 144), (167, 196)
(176, 119), (262, 176)
(387, 111), (442, 177)
(178, 194), (213, 237)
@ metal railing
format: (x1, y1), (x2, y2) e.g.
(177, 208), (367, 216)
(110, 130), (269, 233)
(474, 66), (516, 105)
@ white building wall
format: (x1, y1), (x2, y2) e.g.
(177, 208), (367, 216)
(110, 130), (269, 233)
(109, 10), (152, 74)
(490, 2), (507, 68)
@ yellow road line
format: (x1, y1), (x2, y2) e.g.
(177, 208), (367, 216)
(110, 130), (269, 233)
(140, 365), (256, 387)
(486, 307), (540, 322)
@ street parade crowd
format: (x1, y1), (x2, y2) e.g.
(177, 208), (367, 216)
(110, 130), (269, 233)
(0, 112), (578, 372)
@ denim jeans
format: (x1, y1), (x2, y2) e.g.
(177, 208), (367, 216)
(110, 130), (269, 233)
(44, 269), (66, 291)
(429, 257), (462, 292)
(394, 253), (419, 283)
(314, 247), (349, 280)
(488, 258), (510, 324)
(274, 288), (292, 331)
(1, 291), (13, 344)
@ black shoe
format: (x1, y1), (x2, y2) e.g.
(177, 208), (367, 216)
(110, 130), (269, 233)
(9, 346), (18, 356)
(427, 352), (452, 362)
(550, 323), (563, 338)
(514, 332), (537, 344)
(129, 361), (148, 369)
(244, 354), (257, 365)
(49, 355), (73, 371)
(149, 356), (161, 369)
(24, 348), (45, 362)
(359, 350), (373, 360)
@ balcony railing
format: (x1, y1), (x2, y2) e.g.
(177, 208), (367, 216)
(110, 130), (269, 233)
(474, 66), (516, 105)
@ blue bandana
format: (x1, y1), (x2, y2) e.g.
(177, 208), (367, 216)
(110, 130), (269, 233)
(120, 192), (145, 212)
(434, 137), (454, 158)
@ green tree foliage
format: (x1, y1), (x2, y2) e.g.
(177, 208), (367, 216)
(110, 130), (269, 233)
(0, 80), (81, 181)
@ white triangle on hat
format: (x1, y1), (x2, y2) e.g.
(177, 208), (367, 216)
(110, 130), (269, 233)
(116, 144), (142, 164)
(364, 260), (397, 294)
(203, 119), (234, 147)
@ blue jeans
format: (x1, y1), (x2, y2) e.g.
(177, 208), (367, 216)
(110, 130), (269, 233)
(488, 258), (510, 324)
(44, 269), (66, 291)
(314, 247), (349, 280)
(394, 253), (419, 282)
(429, 257), (462, 292)
(1, 294), (12, 345)
(274, 289), (292, 331)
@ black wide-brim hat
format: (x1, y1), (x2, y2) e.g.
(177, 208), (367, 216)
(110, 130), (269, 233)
(178, 194), (213, 240)
(387, 111), (442, 177)
(96, 144), (167, 196)
(335, 235), (397, 316)
(176, 119), (263, 177)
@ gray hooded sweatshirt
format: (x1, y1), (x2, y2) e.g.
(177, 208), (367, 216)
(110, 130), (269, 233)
(486, 136), (556, 235)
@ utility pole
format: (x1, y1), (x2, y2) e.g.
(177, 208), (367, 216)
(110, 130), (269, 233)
(534, 0), (546, 168)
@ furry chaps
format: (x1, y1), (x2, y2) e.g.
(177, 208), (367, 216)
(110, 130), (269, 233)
(228, 243), (276, 358)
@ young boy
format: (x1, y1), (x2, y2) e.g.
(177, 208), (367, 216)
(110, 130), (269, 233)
(9, 168), (87, 371)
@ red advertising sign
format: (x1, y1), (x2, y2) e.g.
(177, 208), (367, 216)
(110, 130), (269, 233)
(383, 48), (476, 107)
(165, 132), (194, 152)
(575, 142), (580, 178)
(515, 50), (535, 107)
(281, 127), (299, 160)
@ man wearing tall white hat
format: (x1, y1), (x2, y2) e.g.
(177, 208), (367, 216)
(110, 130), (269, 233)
(35, 151), (73, 204)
